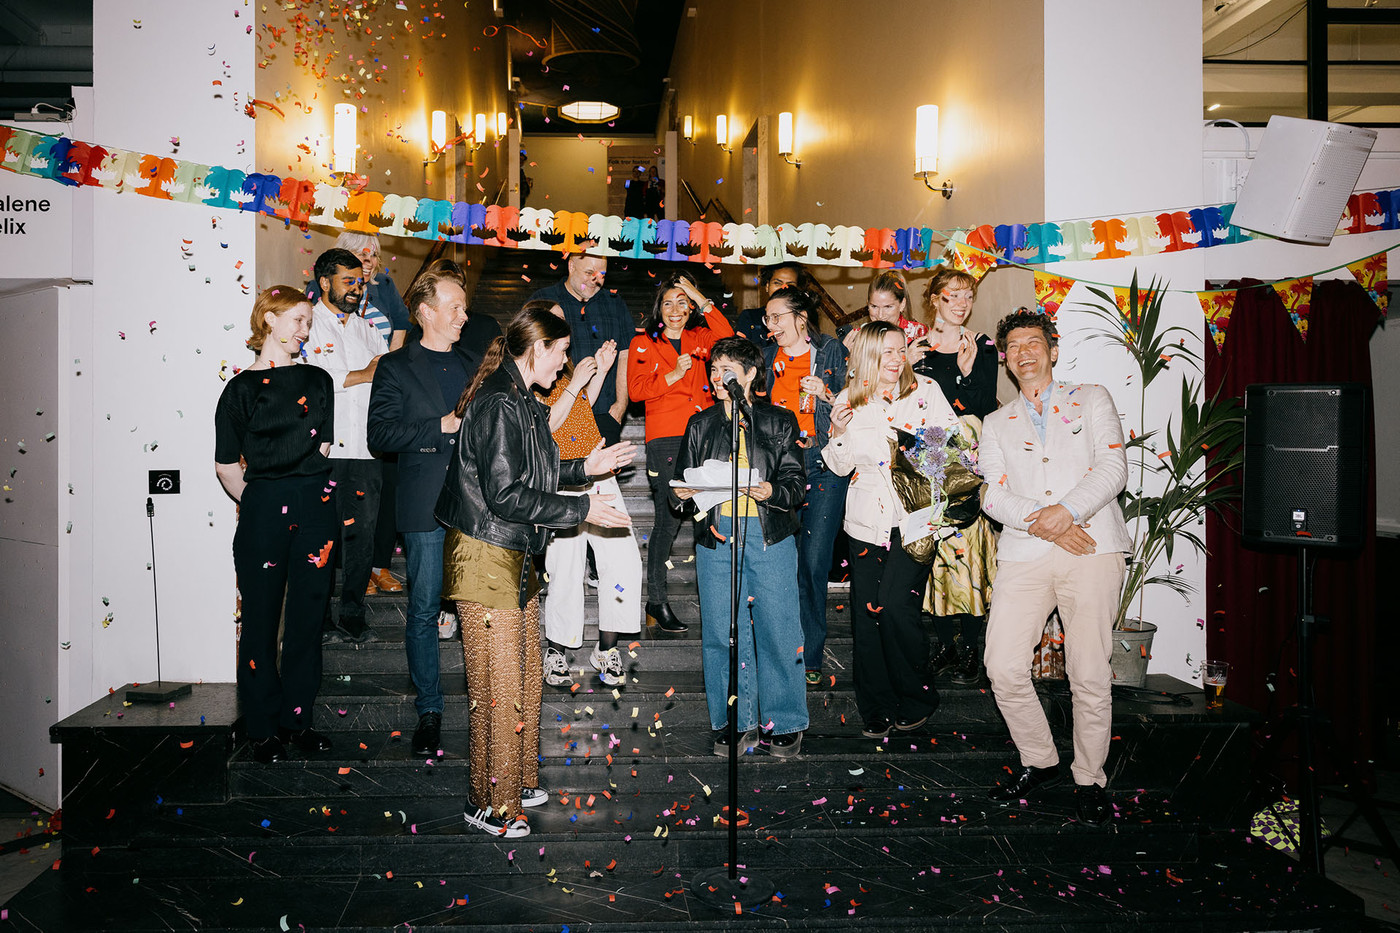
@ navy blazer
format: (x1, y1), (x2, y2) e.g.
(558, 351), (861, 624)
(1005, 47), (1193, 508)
(367, 339), (481, 532)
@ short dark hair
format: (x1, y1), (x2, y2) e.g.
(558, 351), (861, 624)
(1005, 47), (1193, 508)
(765, 285), (820, 342)
(709, 335), (765, 394)
(314, 247), (363, 291)
(995, 308), (1057, 354)
(759, 261), (807, 290)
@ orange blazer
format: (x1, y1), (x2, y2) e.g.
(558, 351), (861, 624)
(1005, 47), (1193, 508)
(627, 303), (734, 442)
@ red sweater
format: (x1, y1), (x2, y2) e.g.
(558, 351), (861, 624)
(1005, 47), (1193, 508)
(627, 303), (734, 441)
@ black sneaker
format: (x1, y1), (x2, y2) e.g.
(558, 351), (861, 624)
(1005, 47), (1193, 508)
(711, 728), (759, 757)
(767, 731), (803, 758)
(861, 715), (894, 738)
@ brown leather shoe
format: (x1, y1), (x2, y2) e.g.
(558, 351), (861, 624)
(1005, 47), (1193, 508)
(364, 580), (378, 597)
(371, 568), (404, 593)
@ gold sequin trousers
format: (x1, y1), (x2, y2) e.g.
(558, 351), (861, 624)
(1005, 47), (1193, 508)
(456, 596), (543, 823)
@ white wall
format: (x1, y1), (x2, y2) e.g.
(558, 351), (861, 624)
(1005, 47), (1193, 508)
(1044, 0), (1208, 681)
(64, 2), (256, 716)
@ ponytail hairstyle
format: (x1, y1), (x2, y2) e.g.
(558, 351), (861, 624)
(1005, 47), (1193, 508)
(457, 304), (572, 415)
(866, 269), (913, 323)
(845, 320), (915, 409)
(764, 284), (820, 343)
(520, 298), (576, 397)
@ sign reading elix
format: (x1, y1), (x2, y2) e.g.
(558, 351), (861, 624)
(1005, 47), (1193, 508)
(1, 193), (51, 233)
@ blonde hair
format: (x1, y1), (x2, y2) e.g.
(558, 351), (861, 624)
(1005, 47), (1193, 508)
(248, 286), (310, 352)
(867, 269), (913, 319)
(845, 320), (915, 409)
(335, 231), (380, 258)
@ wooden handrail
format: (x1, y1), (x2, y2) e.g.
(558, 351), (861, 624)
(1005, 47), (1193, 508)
(678, 177), (734, 226)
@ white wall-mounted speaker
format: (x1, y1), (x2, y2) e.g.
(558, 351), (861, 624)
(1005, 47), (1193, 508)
(1231, 115), (1376, 246)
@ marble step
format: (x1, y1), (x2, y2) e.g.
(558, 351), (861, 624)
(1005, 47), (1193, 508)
(320, 633), (857, 676)
(6, 838), (1361, 933)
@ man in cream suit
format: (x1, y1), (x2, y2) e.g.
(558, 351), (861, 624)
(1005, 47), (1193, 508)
(978, 310), (1131, 826)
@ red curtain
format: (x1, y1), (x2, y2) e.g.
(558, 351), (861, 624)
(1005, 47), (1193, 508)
(1205, 278), (1380, 775)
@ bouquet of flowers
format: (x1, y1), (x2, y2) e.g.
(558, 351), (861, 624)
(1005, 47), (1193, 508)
(889, 419), (986, 564)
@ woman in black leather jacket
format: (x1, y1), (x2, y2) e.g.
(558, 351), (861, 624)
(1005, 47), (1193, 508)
(434, 306), (635, 838)
(672, 336), (810, 758)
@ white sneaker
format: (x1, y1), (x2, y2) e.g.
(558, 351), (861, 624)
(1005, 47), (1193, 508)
(543, 646), (572, 687)
(463, 806), (531, 838)
(521, 786), (549, 808)
(590, 645), (625, 687)
(438, 609), (459, 640)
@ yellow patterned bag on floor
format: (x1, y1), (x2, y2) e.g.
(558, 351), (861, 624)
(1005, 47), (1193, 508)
(1250, 799), (1330, 854)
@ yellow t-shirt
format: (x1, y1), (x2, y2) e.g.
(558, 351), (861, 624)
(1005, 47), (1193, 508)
(719, 427), (761, 518)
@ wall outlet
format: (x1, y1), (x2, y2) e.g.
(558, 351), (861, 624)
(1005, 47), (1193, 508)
(148, 470), (181, 495)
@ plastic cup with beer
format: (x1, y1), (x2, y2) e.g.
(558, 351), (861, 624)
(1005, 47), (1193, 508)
(1203, 660), (1230, 709)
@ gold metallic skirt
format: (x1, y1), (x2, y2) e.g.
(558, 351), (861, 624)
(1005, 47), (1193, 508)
(442, 529), (540, 610)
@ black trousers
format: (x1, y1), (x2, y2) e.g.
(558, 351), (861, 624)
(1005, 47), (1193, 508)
(234, 474), (337, 740)
(848, 530), (938, 722)
(372, 455), (398, 569)
(330, 458), (381, 624)
(644, 436), (685, 604)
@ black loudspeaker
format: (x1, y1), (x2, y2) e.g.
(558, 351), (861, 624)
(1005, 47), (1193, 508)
(1242, 383), (1368, 551)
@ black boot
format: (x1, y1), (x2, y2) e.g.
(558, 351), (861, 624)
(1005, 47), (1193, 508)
(646, 602), (688, 633)
(929, 640), (960, 676)
(949, 618), (985, 685)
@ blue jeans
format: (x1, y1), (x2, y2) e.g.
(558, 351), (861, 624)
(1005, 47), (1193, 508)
(797, 453), (848, 673)
(403, 527), (446, 715)
(695, 516), (809, 735)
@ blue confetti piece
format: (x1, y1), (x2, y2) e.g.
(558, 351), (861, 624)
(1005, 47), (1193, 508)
(569, 813), (578, 823)
(260, 818), (271, 828)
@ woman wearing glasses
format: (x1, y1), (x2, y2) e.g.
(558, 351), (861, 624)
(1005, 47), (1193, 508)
(823, 322), (960, 738)
(760, 285), (849, 687)
(912, 269), (1000, 685)
(627, 270), (734, 633)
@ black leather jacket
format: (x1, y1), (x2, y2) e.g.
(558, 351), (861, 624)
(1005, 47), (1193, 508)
(434, 361), (591, 554)
(671, 400), (806, 548)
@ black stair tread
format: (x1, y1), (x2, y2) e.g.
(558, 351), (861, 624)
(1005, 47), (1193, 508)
(128, 786), (1207, 851)
(2, 836), (1362, 932)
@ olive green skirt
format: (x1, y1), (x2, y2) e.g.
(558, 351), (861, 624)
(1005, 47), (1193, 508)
(442, 529), (540, 610)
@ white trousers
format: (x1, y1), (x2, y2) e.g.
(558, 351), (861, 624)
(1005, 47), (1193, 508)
(983, 550), (1126, 788)
(543, 474), (644, 648)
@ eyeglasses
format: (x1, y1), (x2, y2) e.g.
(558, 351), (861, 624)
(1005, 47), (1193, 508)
(763, 310), (794, 326)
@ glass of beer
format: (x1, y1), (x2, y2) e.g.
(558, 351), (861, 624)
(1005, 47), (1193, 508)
(1203, 660), (1229, 709)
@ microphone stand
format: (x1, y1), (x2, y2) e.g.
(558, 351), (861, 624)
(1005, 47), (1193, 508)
(127, 497), (193, 703)
(692, 386), (774, 911)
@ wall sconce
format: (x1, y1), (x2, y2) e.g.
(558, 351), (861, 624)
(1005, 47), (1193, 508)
(430, 110), (448, 152)
(716, 114), (732, 153)
(472, 113), (487, 152)
(497, 111), (509, 137)
(776, 111), (800, 167)
(914, 104), (953, 199)
(333, 103), (357, 173)
(682, 114), (694, 143)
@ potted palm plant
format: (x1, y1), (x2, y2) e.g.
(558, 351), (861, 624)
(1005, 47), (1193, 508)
(1072, 274), (1245, 687)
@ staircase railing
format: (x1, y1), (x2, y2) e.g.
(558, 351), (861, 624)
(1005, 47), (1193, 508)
(678, 178), (734, 226)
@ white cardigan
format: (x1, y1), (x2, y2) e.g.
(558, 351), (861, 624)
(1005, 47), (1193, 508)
(821, 376), (959, 547)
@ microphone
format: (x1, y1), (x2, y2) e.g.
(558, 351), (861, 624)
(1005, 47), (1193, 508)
(720, 371), (751, 412)
(146, 497), (155, 518)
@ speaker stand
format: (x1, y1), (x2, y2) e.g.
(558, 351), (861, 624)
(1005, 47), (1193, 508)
(1254, 547), (1400, 876)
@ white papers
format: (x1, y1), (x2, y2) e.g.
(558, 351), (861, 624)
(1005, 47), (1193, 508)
(671, 459), (764, 512)
(900, 506), (935, 544)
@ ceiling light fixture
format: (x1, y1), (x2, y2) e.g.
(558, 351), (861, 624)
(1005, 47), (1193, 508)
(560, 100), (620, 124)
